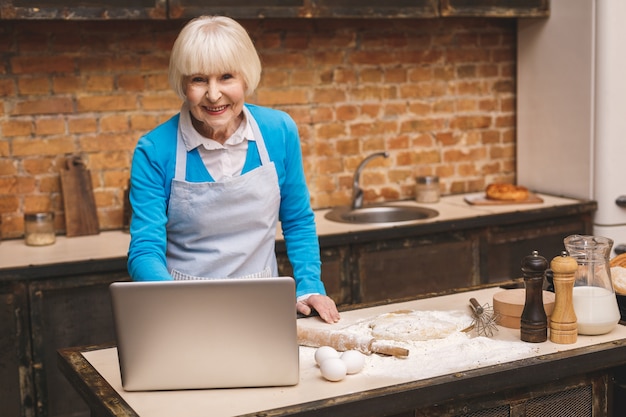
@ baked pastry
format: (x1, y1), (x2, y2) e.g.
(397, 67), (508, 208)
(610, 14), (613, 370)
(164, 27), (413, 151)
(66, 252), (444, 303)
(485, 183), (529, 201)
(611, 254), (626, 295)
(611, 253), (626, 268)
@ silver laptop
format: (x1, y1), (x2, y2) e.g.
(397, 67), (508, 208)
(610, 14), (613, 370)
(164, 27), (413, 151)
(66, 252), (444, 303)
(109, 277), (299, 391)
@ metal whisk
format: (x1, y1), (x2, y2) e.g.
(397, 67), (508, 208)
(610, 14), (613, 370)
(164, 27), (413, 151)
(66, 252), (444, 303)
(464, 297), (499, 337)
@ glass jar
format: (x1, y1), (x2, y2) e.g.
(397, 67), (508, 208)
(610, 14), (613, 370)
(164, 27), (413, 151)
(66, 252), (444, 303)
(415, 176), (440, 203)
(564, 234), (620, 335)
(24, 212), (56, 246)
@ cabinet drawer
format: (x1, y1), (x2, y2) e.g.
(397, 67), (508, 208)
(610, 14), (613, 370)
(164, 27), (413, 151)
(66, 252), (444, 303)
(483, 216), (590, 283)
(355, 233), (477, 304)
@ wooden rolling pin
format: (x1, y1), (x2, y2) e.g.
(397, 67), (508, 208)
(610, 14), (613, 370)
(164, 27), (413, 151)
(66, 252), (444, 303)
(297, 325), (409, 357)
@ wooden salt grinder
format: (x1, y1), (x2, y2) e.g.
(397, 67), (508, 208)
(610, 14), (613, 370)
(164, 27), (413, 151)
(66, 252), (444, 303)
(549, 251), (578, 344)
(520, 250), (549, 343)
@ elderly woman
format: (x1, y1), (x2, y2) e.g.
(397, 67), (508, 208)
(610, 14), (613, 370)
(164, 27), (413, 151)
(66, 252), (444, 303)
(127, 16), (340, 323)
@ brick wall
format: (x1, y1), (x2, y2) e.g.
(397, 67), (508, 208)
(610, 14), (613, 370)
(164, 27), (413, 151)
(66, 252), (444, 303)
(0, 17), (516, 239)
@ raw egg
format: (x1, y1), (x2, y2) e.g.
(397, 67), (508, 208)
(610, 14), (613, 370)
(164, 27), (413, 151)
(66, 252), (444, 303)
(314, 346), (339, 365)
(340, 350), (365, 374)
(319, 357), (347, 382)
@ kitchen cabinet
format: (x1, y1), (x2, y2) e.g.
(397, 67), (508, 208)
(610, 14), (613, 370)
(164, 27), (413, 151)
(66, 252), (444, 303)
(440, 0), (549, 17)
(29, 270), (129, 417)
(482, 214), (592, 284)
(0, 281), (33, 417)
(1, 0), (547, 20)
(168, 0), (439, 19)
(353, 231), (478, 304)
(0, 259), (129, 417)
(0, 0), (166, 19)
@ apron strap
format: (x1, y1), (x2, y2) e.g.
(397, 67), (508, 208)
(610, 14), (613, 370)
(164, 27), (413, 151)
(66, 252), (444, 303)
(243, 106), (271, 165)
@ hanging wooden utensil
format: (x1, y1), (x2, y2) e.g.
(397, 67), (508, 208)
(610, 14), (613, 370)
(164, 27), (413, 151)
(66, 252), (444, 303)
(60, 155), (100, 237)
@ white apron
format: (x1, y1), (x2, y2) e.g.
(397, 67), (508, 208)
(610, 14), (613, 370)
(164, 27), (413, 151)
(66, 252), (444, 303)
(166, 107), (280, 280)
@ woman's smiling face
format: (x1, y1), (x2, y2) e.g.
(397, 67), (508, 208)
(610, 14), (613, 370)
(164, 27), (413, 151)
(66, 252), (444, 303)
(184, 72), (247, 143)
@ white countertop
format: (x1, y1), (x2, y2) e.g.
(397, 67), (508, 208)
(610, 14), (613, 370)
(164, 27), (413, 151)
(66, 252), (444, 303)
(0, 193), (583, 270)
(311, 192), (582, 236)
(81, 286), (626, 417)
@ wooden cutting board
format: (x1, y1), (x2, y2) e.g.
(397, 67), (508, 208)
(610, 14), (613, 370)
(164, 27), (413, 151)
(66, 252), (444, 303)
(60, 156), (100, 237)
(464, 192), (544, 205)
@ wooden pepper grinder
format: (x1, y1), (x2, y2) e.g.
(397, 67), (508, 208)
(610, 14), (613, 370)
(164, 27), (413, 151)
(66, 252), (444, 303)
(520, 250), (549, 342)
(549, 251), (579, 344)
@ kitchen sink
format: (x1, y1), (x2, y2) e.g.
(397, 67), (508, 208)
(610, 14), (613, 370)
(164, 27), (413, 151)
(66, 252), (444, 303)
(324, 204), (439, 224)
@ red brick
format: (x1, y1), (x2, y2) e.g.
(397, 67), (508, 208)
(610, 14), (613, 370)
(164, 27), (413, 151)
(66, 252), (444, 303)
(1, 119), (33, 137)
(140, 94), (181, 111)
(53, 75), (82, 93)
(315, 122), (347, 140)
(12, 137), (76, 157)
(11, 55), (75, 74)
(103, 170), (129, 188)
(17, 76), (50, 95)
(310, 107), (334, 124)
(79, 133), (136, 153)
(0, 194), (19, 212)
(77, 56), (138, 73)
(130, 114), (159, 132)
(335, 139), (359, 155)
(85, 75), (115, 92)
(400, 118), (446, 133)
(450, 115), (492, 130)
(291, 70), (315, 86)
(262, 52), (307, 69)
(77, 95), (137, 112)
(312, 88), (346, 104)
(100, 114), (130, 133)
(12, 97), (73, 116)
(0, 160), (17, 176)
(145, 74), (170, 91)
(35, 118), (65, 136)
(349, 51), (395, 66)
(118, 74), (146, 92)
(39, 175), (61, 193)
(316, 157), (343, 175)
(0, 142), (9, 157)
(140, 56), (169, 72)
(0, 79), (16, 96)
(23, 195), (54, 213)
(336, 105), (359, 122)
(262, 71), (290, 88)
(23, 157), (57, 175)
(68, 117), (98, 134)
(256, 89), (308, 106)
(384, 68), (407, 84)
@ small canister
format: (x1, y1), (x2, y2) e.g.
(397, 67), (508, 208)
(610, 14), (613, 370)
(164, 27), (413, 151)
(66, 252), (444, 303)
(24, 212), (56, 246)
(415, 176), (440, 203)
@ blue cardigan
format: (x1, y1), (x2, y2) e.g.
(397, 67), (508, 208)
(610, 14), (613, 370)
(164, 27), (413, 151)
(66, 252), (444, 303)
(127, 103), (326, 297)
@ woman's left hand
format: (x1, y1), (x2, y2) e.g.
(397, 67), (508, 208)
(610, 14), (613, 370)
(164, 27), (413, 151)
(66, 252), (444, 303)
(297, 294), (340, 323)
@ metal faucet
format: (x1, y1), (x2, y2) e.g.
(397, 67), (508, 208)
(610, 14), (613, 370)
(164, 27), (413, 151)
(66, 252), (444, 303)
(351, 151), (389, 209)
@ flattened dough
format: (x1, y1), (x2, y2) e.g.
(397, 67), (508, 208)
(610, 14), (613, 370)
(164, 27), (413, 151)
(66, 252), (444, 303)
(369, 310), (472, 342)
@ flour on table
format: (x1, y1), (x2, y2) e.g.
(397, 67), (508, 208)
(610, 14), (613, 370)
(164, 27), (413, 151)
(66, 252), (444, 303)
(300, 309), (539, 381)
(368, 309), (472, 341)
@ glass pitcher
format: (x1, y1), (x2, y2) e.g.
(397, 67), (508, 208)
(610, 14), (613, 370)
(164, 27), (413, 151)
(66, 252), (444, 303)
(564, 234), (620, 335)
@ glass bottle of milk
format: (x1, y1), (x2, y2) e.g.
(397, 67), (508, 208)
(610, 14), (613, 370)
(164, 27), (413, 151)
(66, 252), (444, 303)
(564, 235), (620, 335)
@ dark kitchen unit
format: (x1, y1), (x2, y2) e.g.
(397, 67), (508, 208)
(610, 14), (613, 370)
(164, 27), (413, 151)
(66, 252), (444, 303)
(59, 286), (626, 417)
(1, 194), (596, 417)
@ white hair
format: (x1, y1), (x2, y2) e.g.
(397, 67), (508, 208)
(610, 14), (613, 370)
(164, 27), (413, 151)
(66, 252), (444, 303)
(168, 16), (262, 99)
